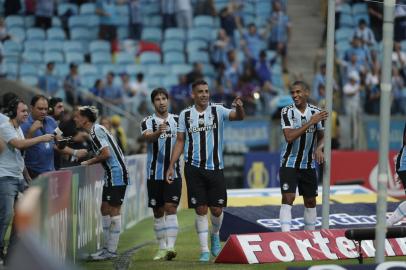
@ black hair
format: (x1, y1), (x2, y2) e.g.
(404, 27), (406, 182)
(78, 106), (98, 123)
(290, 80), (310, 91)
(49, 97), (63, 109)
(2, 92), (18, 109)
(7, 98), (26, 119)
(191, 79), (208, 90)
(30, 94), (48, 107)
(150, 87), (169, 103)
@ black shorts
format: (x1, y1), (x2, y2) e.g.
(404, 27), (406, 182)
(147, 178), (182, 208)
(279, 167), (318, 197)
(397, 170), (406, 193)
(184, 163), (227, 208)
(102, 185), (127, 206)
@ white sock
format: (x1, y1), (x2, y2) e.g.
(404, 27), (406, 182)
(210, 212), (223, 235)
(108, 215), (121, 253)
(304, 207), (317, 230)
(280, 204), (292, 232)
(387, 201), (406, 226)
(165, 214), (178, 249)
(102, 215), (111, 249)
(195, 214), (209, 253)
(154, 217), (167, 250)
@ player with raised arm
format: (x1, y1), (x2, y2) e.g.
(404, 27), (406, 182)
(140, 88), (181, 261)
(166, 79), (245, 262)
(279, 81), (328, 232)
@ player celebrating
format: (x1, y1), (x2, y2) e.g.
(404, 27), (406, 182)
(387, 121), (406, 226)
(140, 88), (181, 261)
(279, 81), (328, 232)
(166, 79), (245, 262)
(74, 106), (129, 260)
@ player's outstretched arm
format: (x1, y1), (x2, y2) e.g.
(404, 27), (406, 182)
(166, 132), (185, 184)
(283, 111), (328, 144)
(142, 123), (167, 142)
(229, 96), (245, 121)
(81, 147), (110, 166)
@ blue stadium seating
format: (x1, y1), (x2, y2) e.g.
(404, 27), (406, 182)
(24, 40), (45, 53)
(186, 40), (208, 53)
(188, 51), (210, 64)
(70, 27), (91, 41)
(52, 17), (62, 27)
(125, 64), (144, 76)
(24, 16), (35, 28)
(47, 27), (66, 40)
(188, 27), (212, 42)
(170, 64), (193, 75)
(20, 64), (38, 76)
(140, 52), (161, 65)
(354, 13), (370, 25)
(141, 27), (162, 43)
(340, 3), (352, 15)
(79, 64), (98, 76)
(335, 27), (353, 43)
(164, 52), (186, 65)
(63, 41), (83, 53)
(339, 14), (354, 28)
(4, 40), (22, 53)
(116, 52), (135, 64)
(68, 15), (88, 28)
(58, 3), (79, 16)
(26, 28), (46, 40)
(20, 75), (39, 86)
(162, 40), (184, 53)
(5, 15), (24, 28)
(22, 51), (43, 64)
(65, 52), (84, 64)
(91, 52), (112, 64)
(164, 28), (186, 41)
(147, 64), (170, 76)
(193, 16), (214, 27)
(352, 3), (368, 15)
(44, 51), (64, 64)
(162, 75), (179, 88)
(89, 40), (111, 52)
(80, 3), (96, 15)
(9, 27), (25, 42)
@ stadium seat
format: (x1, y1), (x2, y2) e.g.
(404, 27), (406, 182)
(115, 52), (135, 64)
(101, 64), (119, 76)
(44, 51), (64, 64)
(116, 4), (129, 16)
(44, 40), (64, 53)
(22, 51), (43, 64)
(170, 64), (193, 75)
(164, 28), (186, 41)
(5, 15), (24, 28)
(3, 52), (20, 63)
(336, 41), (351, 59)
(186, 40), (208, 53)
(255, 16), (269, 27)
(352, 3), (368, 15)
(20, 64), (38, 76)
(162, 75), (179, 88)
(145, 75), (162, 89)
(256, 2), (272, 16)
(141, 27), (162, 43)
(214, 0), (228, 12)
(20, 75), (39, 86)
(4, 62), (19, 77)
(24, 16), (35, 28)
(339, 14), (354, 28)
(162, 40), (184, 53)
(79, 64), (98, 76)
(193, 16), (214, 27)
(401, 40), (406, 51)
(65, 52), (84, 64)
(203, 64), (215, 78)
(187, 27), (212, 42)
(335, 27), (353, 43)
(68, 15), (88, 28)
(143, 2), (160, 15)
(354, 14), (370, 25)
(82, 75), (99, 88)
(188, 51), (210, 64)
(24, 40), (45, 53)
(8, 27), (25, 42)
(52, 17), (62, 27)
(55, 63), (70, 76)
(116, 15), (129, 27)
(26, 28), (46, 40)
(242, 13), (255, 25)
(91, 52), (112, 64)
(70, 27), (91, 41)
(47, 27), (66, 40)
(118, 26), (129, 39)
(89, 40), (111, 53)
(80, 3), (96, 14)
(340, 3), (352, 15)
(149, 15), (163, 28)
(58, 3), (79, 16)
(4, 40), (22, 53)
(139, 52), (161, 65)
(164, 52), (186, 65)
(147, 64), (170, 76)
(125, 64), (143, 76)
(63, 41), (83, 53)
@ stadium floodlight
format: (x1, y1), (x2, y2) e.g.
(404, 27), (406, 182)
(344, 227), (406, 264)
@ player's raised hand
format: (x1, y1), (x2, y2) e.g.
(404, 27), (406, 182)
(166, 167), (174, 184)
(232, 96), (243, 108)
(158, 123), (167, 134)
(310, 110), (328, 125)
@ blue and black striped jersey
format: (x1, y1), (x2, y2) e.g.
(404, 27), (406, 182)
(141, 113), (180, 180)
(88, 124), (128, 186)
(280, 103), (324, 169)
(396, 122), (406, 172)
(178, 104), (231, 170)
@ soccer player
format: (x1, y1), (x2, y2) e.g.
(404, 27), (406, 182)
(74, 106), (129, 260)
(279, 81), (328, 232)
(166, 79), (245, 262)
(387, 121), (406, 226)
(140, 88), (181, 261)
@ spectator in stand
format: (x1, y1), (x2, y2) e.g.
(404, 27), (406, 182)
(186, 62), (204, 85)
(0, 18), (11, 42)
(90, 79), (106, 98)
(103, 72), (125, 106)
(224, 49), (242, 90)
(161, 0), (177, 30)
(170, 74), (191, 113)
(128, 0), (143, 40)
(38, 62), (60, 97)
(312, 63), (327, 102)
(238, 23), (268, 62)
(211, 28), (233, 68)
(119, 72), (134, 98)
(176, 0), (193, 30)
(96, 0), (118, 42)
(215, 63), (232, 94)
(35, 0), (55, 30)
(255, 50), (272, 86)
(130, 72), (149, 97)
(194, 0), (216, 16)
(4, 0), (21, 16)
(394, 2), (406, 42)
(344, 37), (371, 68)
(338, 53), (365, 84)
(63, 63), (82, 106)
(392, 66), (405, 115)
(364, 64), (380, 115)
(211, 80), (233, 106)
(48, 97), (66, 171)
(352, 19), (376, 47)
(100, 115), (112, 131)
(235, 64), (258, 115)
(259, 80), (279, 115)
(367, 0), (383, 41)
(111, 115), (127, 153)
(219, 4), (240, 43)
(343, 71), (362, 149)
(392, 42), (406, 75)
(268, 0), (291, 73)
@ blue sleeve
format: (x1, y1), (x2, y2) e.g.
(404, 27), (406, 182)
(219, 105), (232, 121)
(178, 111), (186, 133)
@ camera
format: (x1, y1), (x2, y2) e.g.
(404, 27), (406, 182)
(55, 136), (72, 149)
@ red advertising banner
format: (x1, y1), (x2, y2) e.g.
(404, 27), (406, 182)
(330, 151), (404, 198)
(215, 229), (406, 264)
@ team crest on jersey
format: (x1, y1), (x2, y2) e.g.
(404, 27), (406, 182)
(218, 199), (224, 204)
(282, 183), (289, 191)
(150, 199), (156, 206)
(191, 197), (197, 204)
(198, 118), (205, 125)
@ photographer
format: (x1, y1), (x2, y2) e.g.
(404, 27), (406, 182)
(0, 98), (54, 264)
(21, 95), (87, 178)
